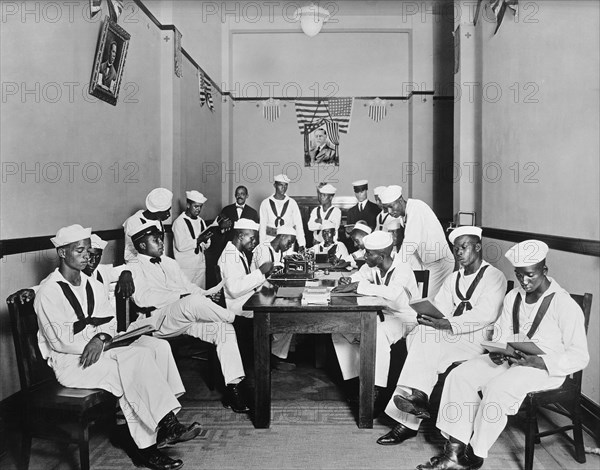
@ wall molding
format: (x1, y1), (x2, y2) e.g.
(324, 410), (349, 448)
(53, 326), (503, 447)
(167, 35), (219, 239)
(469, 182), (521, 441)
(483, 227), (600, 258)
(0, 226), (173, 259)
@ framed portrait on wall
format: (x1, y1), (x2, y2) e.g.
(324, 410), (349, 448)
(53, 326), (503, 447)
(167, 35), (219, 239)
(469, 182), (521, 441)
(89, 18), (131, 106)
(304, 121), (339, 166)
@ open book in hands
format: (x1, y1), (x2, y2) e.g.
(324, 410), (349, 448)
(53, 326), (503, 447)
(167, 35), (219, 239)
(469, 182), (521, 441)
(409, 298), (445, 319)
(104, 325), (155, 351)
(481, 340), (545, 358)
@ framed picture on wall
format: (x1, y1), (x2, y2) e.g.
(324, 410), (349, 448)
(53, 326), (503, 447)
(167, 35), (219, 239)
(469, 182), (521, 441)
(304, 121), (339, 166)
(89, 17), (131, 106)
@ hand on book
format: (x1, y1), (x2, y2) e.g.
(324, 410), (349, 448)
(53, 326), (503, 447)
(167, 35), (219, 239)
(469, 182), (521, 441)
(417, 314), (452, 331)
(332, 282), (359, 293)
(507, 350), (547, 370)
(489, 352), (508, 365)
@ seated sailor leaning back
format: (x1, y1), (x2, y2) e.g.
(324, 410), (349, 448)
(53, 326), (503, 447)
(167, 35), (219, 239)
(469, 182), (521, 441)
(377, 226), (507, 446)
(34, 224), (201, 470)
(415, 240), (590, 470)
(218, 219), (295, 368)
(331, 230), (421, 404)
(125, 218), (250, 414)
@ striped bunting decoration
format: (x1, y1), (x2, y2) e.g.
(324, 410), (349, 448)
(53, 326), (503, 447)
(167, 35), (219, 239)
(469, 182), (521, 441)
(263, 98), (281, 122)
(368, 98), (387, 123)
(198, 70), (206, 106)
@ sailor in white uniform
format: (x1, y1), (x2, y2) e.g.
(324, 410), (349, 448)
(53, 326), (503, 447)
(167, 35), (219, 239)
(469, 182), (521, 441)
(218, 220), (294, 366)
(377, 226), (506, 447)
(379, 185), (455, 296)
(34, 224), (200, 470)
(172, 190), (211, 288)
(418, 240), (590, 470)
(259, 174), (306, 249)
(331, 231), (420, 398)
(123, 187), (172, 262)
(307, 183), (342, 245)
(126, 219), (250, 414)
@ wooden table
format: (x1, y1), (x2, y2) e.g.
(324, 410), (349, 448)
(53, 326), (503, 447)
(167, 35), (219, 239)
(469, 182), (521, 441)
(243, 279), (385, 429)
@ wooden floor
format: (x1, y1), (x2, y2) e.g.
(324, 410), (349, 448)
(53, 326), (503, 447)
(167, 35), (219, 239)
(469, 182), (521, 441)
(1, 343), (599, 470)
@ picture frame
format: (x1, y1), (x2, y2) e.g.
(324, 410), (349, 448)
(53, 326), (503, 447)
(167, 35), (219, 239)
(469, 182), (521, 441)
(89, 17), (131, 106)
(304, 121), (339, 167)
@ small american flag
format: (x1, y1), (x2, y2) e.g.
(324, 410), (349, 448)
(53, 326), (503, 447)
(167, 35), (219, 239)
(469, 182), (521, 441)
(198, 71), (214, 111)
(368, 98), (387, 123)
(90, 0), (102, 17)
(489, 0), (518, 34)
(327, 97), (353, 134)
(108, 0), (123, 21)
(263, 98), (280, 122)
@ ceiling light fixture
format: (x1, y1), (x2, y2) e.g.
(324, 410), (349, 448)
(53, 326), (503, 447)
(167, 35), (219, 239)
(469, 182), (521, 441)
(295, 4), (331, 37)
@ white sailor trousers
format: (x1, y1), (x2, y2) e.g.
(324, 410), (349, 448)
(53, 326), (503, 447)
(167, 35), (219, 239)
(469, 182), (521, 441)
(53, 336), (185, 449)
(436, 354), (565, 458)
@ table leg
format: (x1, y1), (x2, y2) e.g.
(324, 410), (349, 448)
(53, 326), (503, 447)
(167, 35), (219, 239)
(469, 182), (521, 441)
(253, 312), (271, 428)
(358, 311), (376, 428)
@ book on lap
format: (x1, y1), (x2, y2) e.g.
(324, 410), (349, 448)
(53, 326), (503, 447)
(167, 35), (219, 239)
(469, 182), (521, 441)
(409, 298), (445, 319)
(104, 325), (155, 350)
(481, 340), (545, 358)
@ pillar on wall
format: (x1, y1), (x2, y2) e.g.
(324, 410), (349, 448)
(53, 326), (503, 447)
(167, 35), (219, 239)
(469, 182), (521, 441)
(453, 1), (482, 226)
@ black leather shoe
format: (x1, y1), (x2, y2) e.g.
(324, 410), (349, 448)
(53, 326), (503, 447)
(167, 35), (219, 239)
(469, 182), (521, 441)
(223, 383), (250, 413)
(393, 388), (431, 419)
(463, 444), (484, 470)
(156, 412), (201, 449)
(416, 441), (468, 470)
(376, 423), (418, 445)
(137, 446), (183, 470)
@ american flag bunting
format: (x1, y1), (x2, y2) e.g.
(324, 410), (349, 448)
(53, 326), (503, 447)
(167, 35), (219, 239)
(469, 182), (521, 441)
(368, 98), (387, 123)
(90, 0), (102, 17)
(108, 0), (123, 22)
(327, 97), (353, 134)
(263, 98), (281, 122)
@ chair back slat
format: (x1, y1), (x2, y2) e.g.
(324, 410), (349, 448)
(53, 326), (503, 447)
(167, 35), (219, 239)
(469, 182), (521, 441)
(7, 293), (55, 391)
(567, 293), (592, 389)
(413, 270), (430, 298)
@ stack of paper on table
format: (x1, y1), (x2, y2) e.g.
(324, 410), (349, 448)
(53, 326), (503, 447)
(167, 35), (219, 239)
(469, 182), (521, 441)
(301, 287), (330, 305)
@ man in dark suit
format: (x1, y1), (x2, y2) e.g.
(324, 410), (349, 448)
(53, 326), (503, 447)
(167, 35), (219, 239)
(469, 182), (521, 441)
(345, 180), (379, 230)
(309, 128), (337, 164)
(99, 41), (118, 90)
(209, 186), (260, 272)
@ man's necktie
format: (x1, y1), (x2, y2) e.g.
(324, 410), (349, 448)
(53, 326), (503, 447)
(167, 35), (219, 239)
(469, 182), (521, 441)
(150, 257), (161, 264)
(453, 265), (489, 317)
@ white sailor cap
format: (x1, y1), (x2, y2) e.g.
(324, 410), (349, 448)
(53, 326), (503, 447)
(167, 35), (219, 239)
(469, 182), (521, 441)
(373, 186), (386, 197)
(321, 220), (336, 231)
(363, 231), (393, 250)
(90, 234), (108, 250)
(127, 218), (162, 242)
(505, 240), (549, 267)
(352, 180), (368, 192)
(276, 225), (297, 236)
(234, 218), (260, 231)
(386, 219), (405, 231)
(51, 224), (92, 248)
(379, 185), (403, 204)
(352, 222), (372, 235)
(448, 226), (483, 244)
(145, 188), (173, 212)
(318, 183), (337, 195)
(274, 174), (291, 184)
(186, 190), (207, 204)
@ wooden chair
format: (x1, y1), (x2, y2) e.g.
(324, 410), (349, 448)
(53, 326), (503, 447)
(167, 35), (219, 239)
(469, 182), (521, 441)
(116, 293), (223, 391)
(7, 291), (116, 470)
(521, 292), (592, 470)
